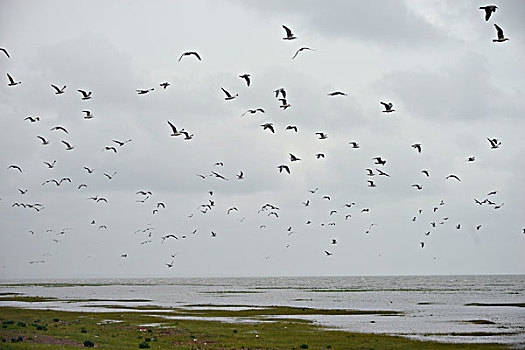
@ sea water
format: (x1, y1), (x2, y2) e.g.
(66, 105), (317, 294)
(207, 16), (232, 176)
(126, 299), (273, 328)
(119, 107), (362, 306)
(1, 275), (524, 346)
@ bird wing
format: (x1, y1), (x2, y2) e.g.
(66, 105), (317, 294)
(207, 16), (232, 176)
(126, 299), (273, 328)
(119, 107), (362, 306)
(282, 25), (293, 37)
(167, 121), (178, 134)
(51, 84), (61, 93)
(7, 73), (15, 84)
(191, 52), (201, 60)
(0, 48), (9, 58)
(221, 87), (232, 98)
(494, 24), (504, 39)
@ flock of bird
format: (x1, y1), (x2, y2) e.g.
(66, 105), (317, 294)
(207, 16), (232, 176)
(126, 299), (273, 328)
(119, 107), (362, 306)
(1, 5), (522, 272)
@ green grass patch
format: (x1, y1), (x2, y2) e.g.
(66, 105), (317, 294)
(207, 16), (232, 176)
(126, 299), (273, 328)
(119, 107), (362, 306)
(0, 306), (511, 349)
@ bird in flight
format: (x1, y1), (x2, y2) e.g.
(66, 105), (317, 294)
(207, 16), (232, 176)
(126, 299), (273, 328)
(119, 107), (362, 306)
(348, 141), (360, 149)
(493, 24), (509, 42)
(282, 25), (296, 40)
(179, 51), (201, 61)
(77, 89), (92, 100)
(411, 143), (422, 153)
(221, 87), (238, 100)
(241, 108), (265, 116)
(367, 180), (376, 188)
(167, 121), (185, 136)
(446, 174), (461, 181)
(37, 136), (50, 145)
(412, 184), (423, 190)
(373, 157), (386, 166)
(61, 140), (74, 150)
(316, 132), (328, 139)
(8, 165), (22, 172)
(421, 170), (430, 177)
(51, 84), (66, 94)
(25, 116), (40, 122)
(274, 88), (286, 99)
(289, 153), (301, 162)
(324, 250), (333, 256)
(277, 165), (290, 174)
(159, 82), (170, 89)
(292, 47), (313, 60)
(113, 139), (132, 146)
(136, 88), (154, 95)
(7, 73), (21, 86)
(261, 123), (275, 133)
(44, 160), (56, 168)
(286, 125), (298, 132)
(239, 74), (251, 86)
(487, 138), (501, 149)
(279, 98), (291, 110)
(327, 91), (347, 96)
(82, 110), (94, 119)
(480, 5), (497, 21)
(380, 102), (395, 113)
(51, 126), (68, 133)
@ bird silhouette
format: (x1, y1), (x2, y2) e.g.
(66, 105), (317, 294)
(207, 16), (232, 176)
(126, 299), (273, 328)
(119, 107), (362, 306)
(7, 73), (21, 86)
(239, 74), (251, 86)
(480, 5), (497, 21)
(51, 84), (66, 94)
(179, 51), (201, 61)
(493, 24), (509, 42)
(282, 25), (296, 40)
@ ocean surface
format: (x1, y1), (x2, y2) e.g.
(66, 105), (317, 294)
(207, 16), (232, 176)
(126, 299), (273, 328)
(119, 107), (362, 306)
(1, 275), (524, 347)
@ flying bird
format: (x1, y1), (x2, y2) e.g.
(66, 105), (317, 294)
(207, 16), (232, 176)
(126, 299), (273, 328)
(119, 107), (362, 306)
(487, 138), (501, 149)
(285, 125), (298, 132)
(277, 165), (290, 174)
(7, 73), (21, 86)
(480, 5), (497, 21)
(493, 24), (509, 42)
(159, 82), (170, 89)
(178, 51), (201, 61)
(113, 139), (132, 146)
(221, 87), (238, 100)
(25, 116), (40, 122)
(380, 102), (395, 113)
(77, 89), (92, 100)
(349, 141), (360, 148)
(43, 160), (56, 168)
(367, 180), (376, 188)
(261, 123), (275, 133)
(412, 184), (423, 190)
(446, 174), (461, 181)
(279, 98), (291, 110)
(61, 140), (74, 150)
(82, 110), (94, 119)
(241, 108), (265, 116)
(274, 88), (286, 99)
(51, 126), (68, 133)
(292, 47), (313, 60)
(324, 250), (333, 256)
(8, 165), (22, 172)
(373, 157), (386, 166)
(411, 143), (422, 153)
(316, 132), (328, 139)
(289, 153), (301, 162)
(37, 136), (50, 145)
(315, 153), (325, 159)
(236, 171), (244, 180)
(167, 121), (184, 136)
(327, 91), (347, 96)
(51, 84), (66, 94)
(282, 25), (296, 40)
(136, 88), (154, 94)
(421, 170), (430, 177)
(239, 74), (251, 86)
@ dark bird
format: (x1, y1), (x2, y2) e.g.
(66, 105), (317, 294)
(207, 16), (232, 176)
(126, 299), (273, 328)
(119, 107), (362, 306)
(25, 116), (40, 122)
(487, 138), (501, 149)
(331, 239), (338, 245)
(7, 73), (21, 86)
(421, 170), (430, 177)
(411, 143), (422, 153)
(211, 231), (217, 237)
(43, 160), (56, 168)
(61, 140), (74, 150)
(279, 98), (291, 109)
(456, 224), (461, 230)
(0, 47), (9, 58)
(82, 110), (94, 119)
(241, 108), (265, 116)
(292, 47), (313, 59)
(446, 174), (461, 181)
(167, 121), (184, 136)
(179, 51), (201, 61)
(466, 156), (476, 162)
(78, 184), (87, 189)
(286, 125), (298, 132)
(136, 190), (152, 196)
(315, 153), (325, 159)
(274, 87), (286, 99)
(322, 196), (331, 200)
(7, 165), (22, 172)
(227, 207), (238, 214)
(480, 5), (497, 21)
(159, 82), (170, 89)
(221, 87), (238, 100)
(290, 153), (301, 162)
(324, 250), (333, 256)
(239, 74), (251, 86)
(18, 189), (28, 194)
(373, 157), (386, 166)
(476, 225), (482, 231)
(487, 191), (498, 196)
(412, 184), (423, 190)
(77, 89), (92, 100)
(277, 165), (290, 174)
(367, 180), (376, 188)
(420, 242), (425, 248)
(380, 102), (395, 113)
(348, 141), (360, 148)
(113, 139), (132, 146)
(104, 172), (116, 180)
(327, 91), (347, 96)
(166, 261), (174, 268)
(37, 136), (50, 145)
(282, 25), (296, 40)
(51, 126), (68, 133)
(493, 24), (509, 42)
(316, 132), (328, 139)
(136, 88), (154, 94)
(236, 171), (244, 180)
(309, 187), (319, 194)
(104, 146), (117, 153)
(376, 169), (390, 177)
(211, 171), (228, 180)
(51, 84), (66, 94)
(83, 166), (94, 173)
(261, 123), (275, 133)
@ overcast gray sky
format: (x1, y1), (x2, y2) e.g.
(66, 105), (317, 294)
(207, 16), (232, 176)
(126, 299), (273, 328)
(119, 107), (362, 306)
(0, 0), (524, 279)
